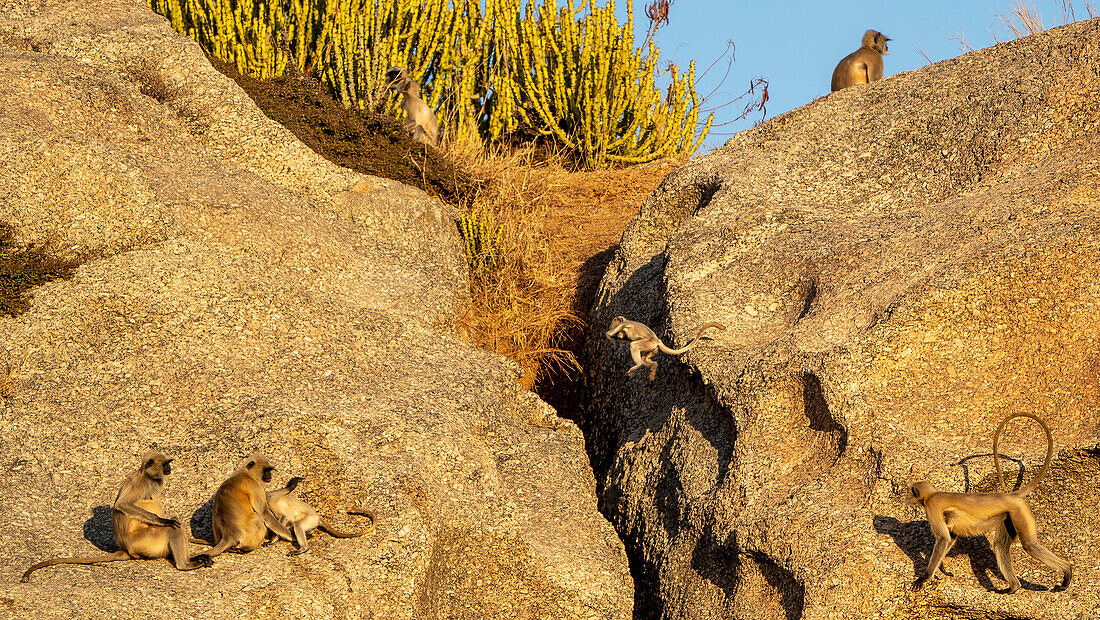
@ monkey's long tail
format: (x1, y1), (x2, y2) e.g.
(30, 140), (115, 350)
(992, 412), (1054, 496)
(657, 322), (726, 355)
(320, 510), (376, 538)
(20, 550), (132, 582)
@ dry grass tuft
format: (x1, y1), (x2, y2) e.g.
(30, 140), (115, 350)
(447, 138), (585, 389)
(445, 128), (679, 392)
(0, 348), (31, 399)
(995, 0), (1096, 39)
(127, 59), (180, 103)
(0, 224), (80, 317)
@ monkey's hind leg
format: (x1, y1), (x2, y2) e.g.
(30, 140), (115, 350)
(1006, 507), (1072, 591)
(991, 519), (1022, 593)
(626, 341), (648, 378)
(168, 527), (212, 570)
(626, 341), (659, 380)
(1018, 535), (1072, 591)
(287, 522), (311, 556)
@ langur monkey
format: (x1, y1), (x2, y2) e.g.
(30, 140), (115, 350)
(908, 412), (1072, 593)
(191, 453), (293, 561)
(21, 451), (212, 582)
(266, 477), (375, 555)
(831, 30), (890, 92)
(385, 66), (440, 148)
(605, 316), (725, 380)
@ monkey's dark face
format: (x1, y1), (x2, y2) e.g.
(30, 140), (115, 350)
(244, 453), (276, 482)
(907, 483), (929, 505)
(876, 34), (890, 55)
(142, 452), (172, 480)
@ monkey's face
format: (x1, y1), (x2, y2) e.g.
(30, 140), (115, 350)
(606, 317), (626, 340)
(876, 34), (890, 55)
(907, 482), (931, 505)
(142, 451), (172, 480)
(243, 453), (277, 482)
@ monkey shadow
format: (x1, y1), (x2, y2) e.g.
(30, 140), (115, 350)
(872, 515), (1047, 592)
(83, 505), (118, 552)
(189, 496), (216, 543)
(957, 453), (1025, 492)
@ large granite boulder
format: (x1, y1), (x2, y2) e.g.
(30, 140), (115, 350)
(0, 1), (631, 617)
(585, 18), (1100, 620)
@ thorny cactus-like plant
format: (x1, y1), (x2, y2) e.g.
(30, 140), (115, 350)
(147, 0), (712, 167)
(459, 207), (504, 281)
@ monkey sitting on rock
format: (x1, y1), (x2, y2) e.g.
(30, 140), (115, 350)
(831, 29), (890, 92)
(21, 451), (212, 582)
(190, 453), (294, 562)
(266, 476), (375, 555)
(385, 66), (440, 148)
(605, 316), (725, 380)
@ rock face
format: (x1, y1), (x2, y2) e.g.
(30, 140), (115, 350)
(584, 18), (1100, 620)
(0, 1), (631, 618)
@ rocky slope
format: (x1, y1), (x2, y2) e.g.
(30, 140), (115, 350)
(584, 18), (1100, 620)
(0, 0), (631, 617)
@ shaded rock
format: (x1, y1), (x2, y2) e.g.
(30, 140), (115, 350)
(0, 0), (631, 618)
(584, 18), (1100, 620)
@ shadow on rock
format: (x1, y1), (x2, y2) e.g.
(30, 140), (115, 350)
(189, 496), (215, 543)
(82, 505), (117, 552)
(957, 452), (1024, 492)
(871, 514), (1046, 592)
(690, 529), (739, 603)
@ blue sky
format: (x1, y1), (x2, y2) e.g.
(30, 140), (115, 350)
(641, 0), (1095, 149)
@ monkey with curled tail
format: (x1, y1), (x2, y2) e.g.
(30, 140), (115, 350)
(606, 316), (725, 380)
(266, 476), (375, 555)
(908, 412), (1072, 593)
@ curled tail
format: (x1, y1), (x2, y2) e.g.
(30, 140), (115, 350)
(318, 521), (367, 538)
(320, 510), (375, 539)
(993, 412), (1054, 496)
(657, 322), (726, 355)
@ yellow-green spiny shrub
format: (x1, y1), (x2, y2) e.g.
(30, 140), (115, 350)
(459, 206), (504, 281)
(147, 0), (712, 167)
